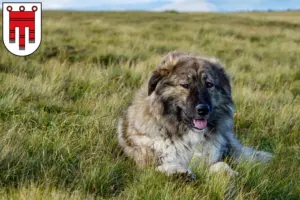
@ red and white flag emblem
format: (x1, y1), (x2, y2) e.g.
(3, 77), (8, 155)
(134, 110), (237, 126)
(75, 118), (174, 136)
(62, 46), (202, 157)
(2, 2), (42, 56)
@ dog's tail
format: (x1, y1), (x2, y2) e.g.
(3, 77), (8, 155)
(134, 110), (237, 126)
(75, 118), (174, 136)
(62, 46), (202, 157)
(229, 138), (273, 164)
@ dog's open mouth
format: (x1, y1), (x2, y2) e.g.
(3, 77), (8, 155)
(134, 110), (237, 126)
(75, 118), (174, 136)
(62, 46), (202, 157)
(180, 108), (209, 130)
(193, 119), (207, 130)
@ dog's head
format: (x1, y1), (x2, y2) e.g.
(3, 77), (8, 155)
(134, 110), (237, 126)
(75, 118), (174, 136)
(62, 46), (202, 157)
(148, 51), (233, 131)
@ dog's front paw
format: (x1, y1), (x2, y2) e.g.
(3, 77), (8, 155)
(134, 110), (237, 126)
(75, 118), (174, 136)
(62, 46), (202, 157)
(254, 151), (273, 163)
(209, 162), (239, 177)
(156, 165), (196, 181)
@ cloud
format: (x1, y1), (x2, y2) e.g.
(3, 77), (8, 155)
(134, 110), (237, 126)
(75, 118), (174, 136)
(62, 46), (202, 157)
(43, 0), (166, 9)
(42, 0), (73, 9)
(154, 0), (217, 12)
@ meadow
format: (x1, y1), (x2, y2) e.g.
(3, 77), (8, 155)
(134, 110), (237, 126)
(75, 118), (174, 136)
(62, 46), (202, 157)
(0, 11), (300, 199)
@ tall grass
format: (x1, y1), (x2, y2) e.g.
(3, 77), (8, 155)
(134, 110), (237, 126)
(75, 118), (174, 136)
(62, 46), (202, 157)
(0, 11), (299, 199)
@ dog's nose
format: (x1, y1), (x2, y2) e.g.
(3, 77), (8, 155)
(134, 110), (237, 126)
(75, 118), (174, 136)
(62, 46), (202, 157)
(196, 104), (210, 115)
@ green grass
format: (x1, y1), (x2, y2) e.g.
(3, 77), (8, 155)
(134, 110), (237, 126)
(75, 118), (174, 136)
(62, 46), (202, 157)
(0, 11), (300, 199)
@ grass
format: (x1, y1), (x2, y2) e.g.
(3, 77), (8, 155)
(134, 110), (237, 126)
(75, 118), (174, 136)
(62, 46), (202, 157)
(0, 11), (300, 199)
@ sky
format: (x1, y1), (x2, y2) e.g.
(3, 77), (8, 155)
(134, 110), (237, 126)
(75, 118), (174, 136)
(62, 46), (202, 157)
(0, 0), (299, 12)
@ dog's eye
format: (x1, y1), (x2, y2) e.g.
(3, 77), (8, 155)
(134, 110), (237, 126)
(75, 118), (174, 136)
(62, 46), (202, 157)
(180, 84), (190, 89)
(206, 82), (214, 88)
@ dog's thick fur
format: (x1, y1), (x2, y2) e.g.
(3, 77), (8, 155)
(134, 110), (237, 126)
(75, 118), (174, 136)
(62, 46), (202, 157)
(118, 52), (273, 177)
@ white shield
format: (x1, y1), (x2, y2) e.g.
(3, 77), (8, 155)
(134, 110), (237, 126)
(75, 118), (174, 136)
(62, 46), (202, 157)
(2, 2), (42, 56)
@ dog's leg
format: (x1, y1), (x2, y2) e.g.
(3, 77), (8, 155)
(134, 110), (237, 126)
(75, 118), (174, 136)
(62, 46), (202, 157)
(156, 163), (193, 175)
(156, 164), (196, 180)
(209, 162), (239, 176)
(154, 143), (196, 179)
(133, 147), (155, 169)
(191, 137), (238, 177)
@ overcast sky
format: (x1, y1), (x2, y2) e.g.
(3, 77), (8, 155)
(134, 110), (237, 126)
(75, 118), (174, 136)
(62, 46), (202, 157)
(1, 0), (299, 11)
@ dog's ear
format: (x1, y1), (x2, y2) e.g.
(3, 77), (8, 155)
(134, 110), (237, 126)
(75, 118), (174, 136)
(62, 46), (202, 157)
(214, 63), (232, 96)
(218, 67), (231, 95)
(148, 51), (184, 95)
(205, 57), (231, 96)
(148, 69), (169, 95)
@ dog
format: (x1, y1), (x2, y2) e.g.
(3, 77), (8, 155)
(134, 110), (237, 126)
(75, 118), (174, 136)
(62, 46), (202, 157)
(118, 51), (273, 178)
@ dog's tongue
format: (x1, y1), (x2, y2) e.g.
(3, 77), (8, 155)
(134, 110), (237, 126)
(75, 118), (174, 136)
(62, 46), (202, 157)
(193, 119), (207, 129)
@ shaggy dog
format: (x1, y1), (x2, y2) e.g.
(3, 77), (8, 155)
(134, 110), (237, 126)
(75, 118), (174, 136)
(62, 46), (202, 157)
(118, 51), (273, 178)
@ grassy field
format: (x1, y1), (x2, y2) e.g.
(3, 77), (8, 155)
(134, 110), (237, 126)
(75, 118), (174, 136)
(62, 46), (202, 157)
(0, 11), (300, 199)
